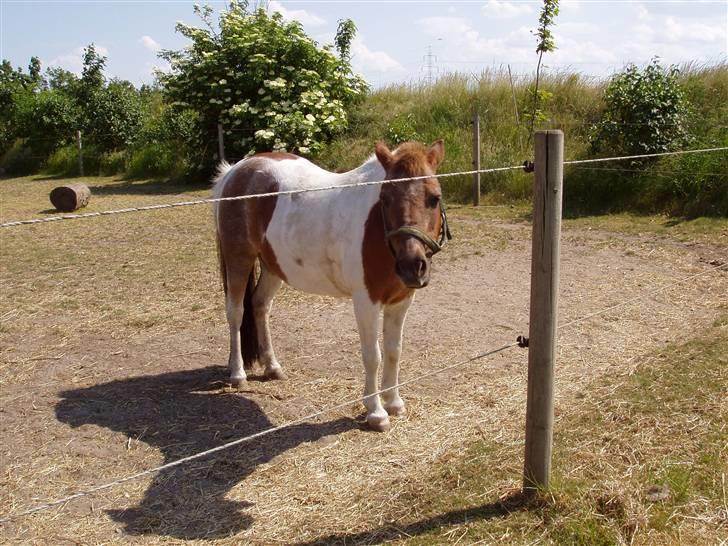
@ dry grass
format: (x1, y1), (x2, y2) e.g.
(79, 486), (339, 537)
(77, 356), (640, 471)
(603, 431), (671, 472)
(366, 312), (728, 546)
(1, 174), (727, 544)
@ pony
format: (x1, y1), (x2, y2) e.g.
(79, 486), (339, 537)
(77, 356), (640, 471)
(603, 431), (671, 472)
(213, 140), (450, 431)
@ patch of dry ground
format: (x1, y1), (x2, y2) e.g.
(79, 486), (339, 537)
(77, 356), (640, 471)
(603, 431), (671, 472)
(0, 176), (726, 544)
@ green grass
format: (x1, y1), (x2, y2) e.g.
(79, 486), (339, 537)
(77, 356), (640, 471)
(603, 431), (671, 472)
(318, 70), (603, 203)
(368, 311), (728, 545)
(562, 213), (728, 247)
(448, 203), (728, 249)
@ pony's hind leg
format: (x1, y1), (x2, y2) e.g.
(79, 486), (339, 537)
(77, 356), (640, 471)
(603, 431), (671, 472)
(353, 291), (389, 432)
(225, 258), (255, 388)
(253, 264), (285, 380)
(382, 294), (414, 416)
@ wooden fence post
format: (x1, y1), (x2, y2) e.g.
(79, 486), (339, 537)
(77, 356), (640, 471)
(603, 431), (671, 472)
(472, 110), (481, 206)
(523, 129), (563, 494)
(217, 123), (226, 162)
(76, 130), (84, 177)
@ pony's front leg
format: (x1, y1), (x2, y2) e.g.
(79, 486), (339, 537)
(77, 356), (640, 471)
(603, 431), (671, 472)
(382, 294), (414, 417)
(352, 292), (389, 432)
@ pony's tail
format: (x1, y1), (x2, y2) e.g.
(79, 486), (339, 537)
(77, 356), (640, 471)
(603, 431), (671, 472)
(241, 265), (259, 370)
(216, 231), (227, 295)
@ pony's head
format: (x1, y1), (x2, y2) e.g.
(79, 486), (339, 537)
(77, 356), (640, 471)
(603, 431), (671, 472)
(375, 140), (449, 289)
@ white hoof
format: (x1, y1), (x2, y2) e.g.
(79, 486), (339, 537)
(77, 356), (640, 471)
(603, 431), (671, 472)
(266, 367), (287, 381)
(366, 413), (391, 432)
(231, 376), (246, 389)
(384, 401), (407, 417)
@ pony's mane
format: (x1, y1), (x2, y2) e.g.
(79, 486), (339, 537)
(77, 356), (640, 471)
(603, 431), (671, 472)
(391, 142), (432, 174)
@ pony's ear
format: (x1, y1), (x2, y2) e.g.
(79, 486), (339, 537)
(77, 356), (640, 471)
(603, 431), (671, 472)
(427, 140), (445, 169)
(375, 142), (393, 170)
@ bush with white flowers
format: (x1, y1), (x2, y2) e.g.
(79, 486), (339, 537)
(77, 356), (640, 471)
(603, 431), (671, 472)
(159, 1), (367, 167)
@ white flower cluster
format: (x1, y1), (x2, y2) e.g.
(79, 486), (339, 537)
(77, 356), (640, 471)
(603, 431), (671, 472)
(164, 7), (369, 158)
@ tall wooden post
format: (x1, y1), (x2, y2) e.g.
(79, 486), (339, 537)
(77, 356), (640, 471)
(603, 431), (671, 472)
(523, 130), (563, 494)
(472, 110), (481, 206)
(217, 123), (226, 162)
(76, 130), (84, 177)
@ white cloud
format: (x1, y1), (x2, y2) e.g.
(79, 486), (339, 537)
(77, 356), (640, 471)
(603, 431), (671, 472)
(481, 0), (533, 19)
(351, 37), (405, 74)
(418, 16), (472, 37)
(664, 16), (724, 43)
(557, 21), (599, 36)
(139, 35), (161, 52)
(417, 16), (532, 65)
(47, 45), (109, 75)
(562, 0), (583, 10)
(268, 1), (325, 26)
(551, 36), (620, 65)
(637, 4), (649, 21)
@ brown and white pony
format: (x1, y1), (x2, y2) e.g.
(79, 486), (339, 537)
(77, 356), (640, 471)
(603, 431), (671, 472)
(213, 140), (450, 431)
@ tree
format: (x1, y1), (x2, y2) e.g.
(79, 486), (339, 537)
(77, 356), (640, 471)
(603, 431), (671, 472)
(28, 56), (42, 88)
(525, 0), (559, 146)
(14, 89), (80, 152)
(0, 60), (32, 153)
(45, 67), (78, 92)
(81, 44), (106, 91)
(159, 0), (367, 170)
(84, 79), (143, 150)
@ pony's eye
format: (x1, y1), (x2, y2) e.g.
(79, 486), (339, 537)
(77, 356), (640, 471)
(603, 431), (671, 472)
(426, 195), (441, 208)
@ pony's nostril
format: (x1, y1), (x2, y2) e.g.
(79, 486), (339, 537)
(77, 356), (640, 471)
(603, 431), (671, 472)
(417, 258), (427, 277)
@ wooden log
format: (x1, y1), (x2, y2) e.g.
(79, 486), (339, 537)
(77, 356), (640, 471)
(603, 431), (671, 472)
(50, 183), (91, 212)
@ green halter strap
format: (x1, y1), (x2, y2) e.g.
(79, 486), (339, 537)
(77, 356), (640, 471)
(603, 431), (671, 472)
(382, 204), (453, 256)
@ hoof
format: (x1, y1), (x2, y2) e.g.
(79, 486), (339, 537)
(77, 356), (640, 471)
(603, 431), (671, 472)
(266, 368), (287, 381)
(385, 403), (407, 417)
(366, 414), (391, 432)
(231, 377), (246, 389)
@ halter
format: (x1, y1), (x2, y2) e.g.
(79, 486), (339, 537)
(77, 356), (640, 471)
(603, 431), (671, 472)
(381, 202), (453, 257)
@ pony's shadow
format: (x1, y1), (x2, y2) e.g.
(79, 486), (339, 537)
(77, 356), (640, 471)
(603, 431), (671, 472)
(55, 366), (357, 540)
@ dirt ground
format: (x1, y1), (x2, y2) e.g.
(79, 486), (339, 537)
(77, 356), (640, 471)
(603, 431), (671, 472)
(0, 178), (726, 544)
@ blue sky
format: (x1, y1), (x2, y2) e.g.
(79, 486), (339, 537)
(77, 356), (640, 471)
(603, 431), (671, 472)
(1, 1), (726, 88)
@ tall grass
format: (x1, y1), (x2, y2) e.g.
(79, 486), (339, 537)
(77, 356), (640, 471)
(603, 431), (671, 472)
(317, 63), (727, 216)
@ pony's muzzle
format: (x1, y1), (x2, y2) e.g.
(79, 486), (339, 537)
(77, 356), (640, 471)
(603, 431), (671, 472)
(395, 255), (430, 288)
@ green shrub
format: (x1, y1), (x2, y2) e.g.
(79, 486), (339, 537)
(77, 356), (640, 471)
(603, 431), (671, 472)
(591, 59), (689, 156)
(159, 1), (367, 173)
(386, 113), (420, 145)
(126, 143), (188, 179)
(642, 146), (728, 217)
(99, 150), (127, 175)
(0, 139), (43, 175)
(45, 144), (80, 175)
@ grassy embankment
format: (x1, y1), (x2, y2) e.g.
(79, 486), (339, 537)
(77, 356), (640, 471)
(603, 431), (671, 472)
(319, 63), (728, 217)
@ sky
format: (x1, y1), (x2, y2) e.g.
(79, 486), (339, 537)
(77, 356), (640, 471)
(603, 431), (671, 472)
(1, 0), (726, 88)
